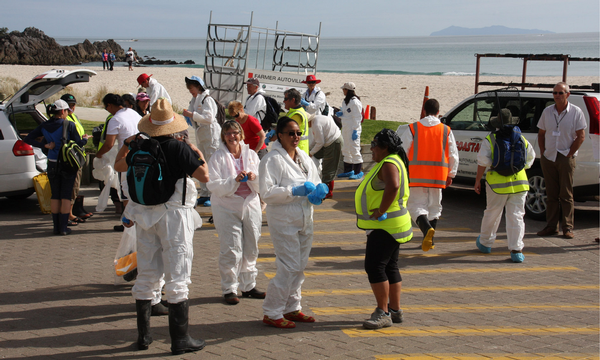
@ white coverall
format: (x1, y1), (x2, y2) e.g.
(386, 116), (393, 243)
(259, 140), (321, 320)
(189, 90), (221, 198)
(127, 178), (202, 304)
(146, 77), (172, 106)
(303, 87), (328, 115)
(244, 89), (267, 123)
(398, 115), (459, 222)
(340, 96), (363, 164)
(477, 137), (535, 251)
(207, 141), (262, 295)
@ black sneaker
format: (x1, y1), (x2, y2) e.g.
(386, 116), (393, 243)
(241, 288), (266, 299)
(114, 225), (124, 232)
(223, 292), (239, 305)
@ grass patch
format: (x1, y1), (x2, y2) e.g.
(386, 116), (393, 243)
(361, 119), (407, 144)
(80, 119), (103, 153)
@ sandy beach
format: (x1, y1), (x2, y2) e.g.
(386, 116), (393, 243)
(0, 64), (596, 123)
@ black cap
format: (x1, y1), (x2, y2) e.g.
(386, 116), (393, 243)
(60, 93), (76, 104)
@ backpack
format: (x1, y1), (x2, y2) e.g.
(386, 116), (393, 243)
(58, 122), (86, 174)
(304, 90), (330, 116)
(489, 125), (526, 176)
(202, 95), (226, 126)
(258, 93), (282, 131)
(125, 133), (186, 206)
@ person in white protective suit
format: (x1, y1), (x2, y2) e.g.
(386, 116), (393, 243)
(243, 78), (267, 123)
(259, 117), (329, 329)
(336, 82), (364, 180)
(301, 74), (329, 115)
(182, 75), (221, 207)
(115, 99), (209, 355)
(136, 73), (171, 106)
(398, 99), (459, 252)
(473, 109), (535, 263)
(207, 120), (266, 305)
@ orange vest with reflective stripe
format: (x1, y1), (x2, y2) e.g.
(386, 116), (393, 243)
(408, 122), (450, 188)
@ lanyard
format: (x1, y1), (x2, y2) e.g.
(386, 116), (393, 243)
(554, 108), (567, 128)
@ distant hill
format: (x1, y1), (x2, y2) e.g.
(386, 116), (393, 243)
(431, 25), (554, 36)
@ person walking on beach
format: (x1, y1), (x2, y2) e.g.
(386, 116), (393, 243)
(283, 88), (310, 156)
(109, 50), (116, 71)
(301, 75), (329, 116)
(474, 109), (535, 263)
(102, 49), (109, 70)
(244, 78), (267, 124)
(126, 47), (136, 71)
(309, 113), (343, 199)
(336, 82), (364, 180)
(355, 129), (412, 329)
(137, 73), (171, 107)
(182, 75), (221, 207)
(536, 82), (586, 239)
(398, 99), (458, 252)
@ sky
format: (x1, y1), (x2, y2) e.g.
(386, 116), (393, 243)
(3, 0), (599, 39)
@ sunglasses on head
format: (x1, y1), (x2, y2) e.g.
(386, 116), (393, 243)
(553, 91), (566, 95)
(285, 131), (303, 137)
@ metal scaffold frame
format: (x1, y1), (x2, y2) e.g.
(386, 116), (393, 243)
(204, 11), (321, 105)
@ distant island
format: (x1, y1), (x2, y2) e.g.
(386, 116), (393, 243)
(431, 25), (554, 36)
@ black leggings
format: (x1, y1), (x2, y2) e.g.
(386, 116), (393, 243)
(364, 229), (402, 284)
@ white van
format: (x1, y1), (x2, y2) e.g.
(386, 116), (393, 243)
(439, 88), (599, 220)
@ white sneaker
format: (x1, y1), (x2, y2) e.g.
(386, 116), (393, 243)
(362, 307), (392, 329)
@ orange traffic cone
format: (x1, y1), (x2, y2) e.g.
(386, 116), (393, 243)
(420, 86), (430, 119)
(364, 105), (371, 120)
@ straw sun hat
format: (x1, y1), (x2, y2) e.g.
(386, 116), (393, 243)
(138, 98), (188, 137)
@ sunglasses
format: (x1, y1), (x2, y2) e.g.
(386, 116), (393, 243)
(306, 81), (316, 84)
(553, 91), (566, 95)
(225, 131), (240, 137)
(285, 131), (303, 137)
(370, 141), (379, 148)
(233, 113), (240, 118)
(283, 97), (291, 101)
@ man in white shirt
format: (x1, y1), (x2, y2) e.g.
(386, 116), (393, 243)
(309, 114), (343, 198)
(137, 73), (172, 106)
(536, 82), (586, 239)
(243, 78), (267, 123)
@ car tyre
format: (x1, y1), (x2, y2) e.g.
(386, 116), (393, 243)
(525, 168), (546, 221)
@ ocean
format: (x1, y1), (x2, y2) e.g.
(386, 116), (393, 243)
(56, 32), (599, 77)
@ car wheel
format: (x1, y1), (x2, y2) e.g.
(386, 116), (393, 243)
(525, 168), (546, 221)
(6, 190), (35, 200)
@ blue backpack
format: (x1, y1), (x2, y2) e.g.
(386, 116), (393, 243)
(489, 125), (526, 176)
(126, 133), (185, 205)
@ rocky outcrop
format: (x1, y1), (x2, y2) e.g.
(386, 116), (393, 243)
(0, 27), (125, 65)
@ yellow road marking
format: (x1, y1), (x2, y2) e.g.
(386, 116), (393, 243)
(342, 326), (599, 338)
(374, 353), (600, 360)
(302, 285), (600, 296)
(263, 266), (580, 279)
(311, 303), (600, 315)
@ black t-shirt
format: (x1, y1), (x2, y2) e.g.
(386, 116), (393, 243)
(155, 136), (204, 180)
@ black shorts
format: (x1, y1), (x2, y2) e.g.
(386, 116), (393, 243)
(47, 162), (77, 200)
(364, 229), (402, 284)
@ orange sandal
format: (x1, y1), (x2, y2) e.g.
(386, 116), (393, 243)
(263, 315), (296, 328)
(283, 311), (315, 323)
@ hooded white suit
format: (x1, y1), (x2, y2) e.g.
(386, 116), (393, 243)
(207, 141), (262, 295)
(259, 140), (321, 320)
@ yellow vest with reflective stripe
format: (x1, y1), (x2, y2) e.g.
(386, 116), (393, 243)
(286, 107), (309, 155)
(355, 154), (413, 243)
(98, 115), (113, 151)
(67, 113), (85, 137)
(485, 134), (529, 194)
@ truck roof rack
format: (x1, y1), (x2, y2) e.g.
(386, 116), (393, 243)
(474, 53), (599, 93)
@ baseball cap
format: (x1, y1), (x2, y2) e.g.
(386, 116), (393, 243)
(136, 92), (150, 101)
(341, 82), (356, 90)
(245, 78), (260, 86)
(54, 99), (70, 111)
(185, 75), (205, 88)
(137, 73), (152, 85)
(60, 93), (77, 104)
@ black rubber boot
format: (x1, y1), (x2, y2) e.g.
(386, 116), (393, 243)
(430, 219), (438, 230)
(343, 162), (352, 173)
(169, 300), (205, 355)
(352, 163), (362, 174)
(52, 213), (60, 235)
(136, 300), (153, 350)
(59, 213), (71, 235)
(151, 300), (169, 316)
(416, 215), (435, 252)
(416, 215), (432, 237)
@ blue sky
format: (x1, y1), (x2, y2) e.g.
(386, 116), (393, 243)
(4, 0), (599, 38)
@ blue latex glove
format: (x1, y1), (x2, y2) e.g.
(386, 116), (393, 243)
(307, 192), (323, 205)
(122, 216), (131, 225)
(352, 129), (359, 141)
(264, 129), (276, 144)
(312, 183), (329, 199)
(300, 98), (310, 107)
(292, 181), (316, 196)
(240, 175), (248, 182)
(377, 213), (388, 221)
(335, 111), (343, 117)
(184, 116), (193, 127)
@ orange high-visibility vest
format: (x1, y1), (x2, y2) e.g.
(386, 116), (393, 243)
(408, 122), (450, 188)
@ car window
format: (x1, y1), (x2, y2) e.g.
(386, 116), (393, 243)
(12, 112), (43, 138)
(446, 98), (494, 131)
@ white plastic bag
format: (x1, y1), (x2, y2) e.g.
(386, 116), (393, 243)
(113, 224), (137, 285)
(93, 146), (120, 212)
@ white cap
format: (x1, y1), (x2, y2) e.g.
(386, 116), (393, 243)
(341, 82), (356, 90)
(54, 99), (70, 110)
